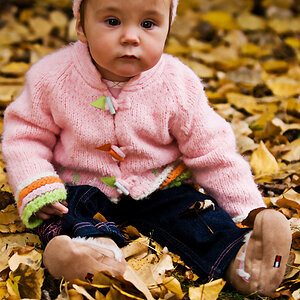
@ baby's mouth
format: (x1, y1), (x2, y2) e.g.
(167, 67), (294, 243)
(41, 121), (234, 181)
(121, 55), (138, 60)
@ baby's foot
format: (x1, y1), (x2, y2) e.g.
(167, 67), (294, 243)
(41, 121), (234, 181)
(43, 235), (126, 281)
(225, 209), (292, 296)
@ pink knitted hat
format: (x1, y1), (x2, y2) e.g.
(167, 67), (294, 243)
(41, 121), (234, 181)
(73, 0), (179, 24)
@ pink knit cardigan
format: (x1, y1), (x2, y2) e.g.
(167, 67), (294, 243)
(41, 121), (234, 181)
(2, 41), (265, 228)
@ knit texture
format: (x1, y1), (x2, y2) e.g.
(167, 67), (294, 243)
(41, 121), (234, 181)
(72, 0), (179, 24)
(2, 41), (266, 228)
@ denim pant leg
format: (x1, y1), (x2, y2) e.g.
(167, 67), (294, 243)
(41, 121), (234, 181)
(112, 185), (250, 280)
(35, 185), (126, 247)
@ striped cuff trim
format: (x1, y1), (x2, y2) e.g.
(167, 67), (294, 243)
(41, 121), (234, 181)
(15, 172), (58, 201)
(19, 182), (65, 215)
(22, 188), (67, 229)
(18, 177), (62, 208)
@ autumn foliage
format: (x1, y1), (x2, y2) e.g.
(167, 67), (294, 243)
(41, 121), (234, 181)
(0, 0), (299, 299)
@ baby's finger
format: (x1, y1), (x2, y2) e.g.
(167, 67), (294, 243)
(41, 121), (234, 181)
(51, 202), (69, 214)
(39, 205), (63, 216)
(35, 211), (53, 220)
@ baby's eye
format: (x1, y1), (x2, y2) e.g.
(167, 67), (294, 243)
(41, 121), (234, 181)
(105, 18), (120, 26)
(141, 20), (155, 29)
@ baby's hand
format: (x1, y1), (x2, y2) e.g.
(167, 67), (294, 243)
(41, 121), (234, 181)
(35, 201), (69, 220)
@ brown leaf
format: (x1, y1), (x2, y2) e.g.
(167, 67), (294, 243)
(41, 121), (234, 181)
(292, 231), (300, 250)
(241, 207), (268, 228)
(8, 264), (44, 299)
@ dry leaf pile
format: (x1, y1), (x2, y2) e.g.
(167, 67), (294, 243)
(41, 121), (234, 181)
(0, 0), (300, 299)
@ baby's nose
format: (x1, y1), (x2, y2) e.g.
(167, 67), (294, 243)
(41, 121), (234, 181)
(120, 27), (140, 45)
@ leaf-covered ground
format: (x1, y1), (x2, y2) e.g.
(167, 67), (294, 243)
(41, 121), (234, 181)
(0, 0), (299, 299)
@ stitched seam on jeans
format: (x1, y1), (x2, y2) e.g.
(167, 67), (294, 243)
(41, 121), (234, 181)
(209, 234), (245, 279)
(136, 221), (208, 275)
(74, 187), (97, 216)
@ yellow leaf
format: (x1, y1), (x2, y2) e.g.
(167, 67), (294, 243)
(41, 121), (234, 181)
(240, 43), (263, 58)
(0, 247), (12, 273)
(250, 141), (279, 175)
(286, 98), (300, 118)
(8, 249), (42, 271)
(28, 17), (53, 39)
(271, 189), (300, 210)
(180, 58), (215, 79)
(0, 232), (41, 250)
(266, 77), (300, 97)
(272, 118), (300, 134)
(0, 204), (21, 225)
(6, 278), (20, 298)
(8, 264), (44, 299)
(68, 289), (85, 300)
(187, 38), (212, 52)
(106, 287), (128, 300)
(72, 284), (95, 300)
(122, 237), (149, 260)
(123, 266), (155, 300)
(163, 277), (184, 299)
(0, 62), (30, 76)
(236, 136), (258, 154)
(112, 283), (145, 300)
(189, 279), (226, 300)
(226, 93), (277, 115)
(0, 282), (8, 299)
(268, 17), (300, 34)
(0, 86), (23, 106)
(0, 221), (26, 234)
(261, 60), (289, 74)
(152, 254), (174, 283)
(291, 249), (300, 264)
(95, 290), (106, 300)
(237, 13), (266, 31)
(202, 11), (238, 30)
(282, 139), (300, 162)
(285, 37), (300, 49)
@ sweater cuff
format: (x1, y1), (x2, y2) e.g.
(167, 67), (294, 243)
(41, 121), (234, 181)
(22, 189), (67, 228)
(16, 174), (67, 229)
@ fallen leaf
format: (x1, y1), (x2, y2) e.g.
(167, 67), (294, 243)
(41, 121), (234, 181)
(8, 248), (42, 271)
(162, 277), (184, 299)
(266, 77), (300, 97)
(8, 264), (44, 299)
(271, 189), (300, 210)
(0, 62), (30, 76)
(201, 11), (238, 30)
(0, 282), (8, 299)
(189, 279), (226, 300)
(282, 139), (300, 162)
(237, 13), (266, 31)
(250, 141), (279, 175)
(72, 284), (95, 300)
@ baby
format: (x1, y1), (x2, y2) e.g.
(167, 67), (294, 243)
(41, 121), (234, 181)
(2, 0), (291, 296)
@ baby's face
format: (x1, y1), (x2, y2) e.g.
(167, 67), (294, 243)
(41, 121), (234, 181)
(77, 0), (171, 81)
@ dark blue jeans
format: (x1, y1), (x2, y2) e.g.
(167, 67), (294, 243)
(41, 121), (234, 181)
(36, 185), (250, 280)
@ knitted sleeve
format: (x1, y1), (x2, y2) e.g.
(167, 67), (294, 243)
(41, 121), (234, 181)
(170, 75), (266, 221)
(2, 68), (67, 229)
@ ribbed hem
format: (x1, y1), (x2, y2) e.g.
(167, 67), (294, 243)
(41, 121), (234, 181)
(22, 189), (67, 229)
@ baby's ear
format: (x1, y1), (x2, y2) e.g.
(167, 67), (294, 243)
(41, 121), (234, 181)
(76, 18), (87, 43)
